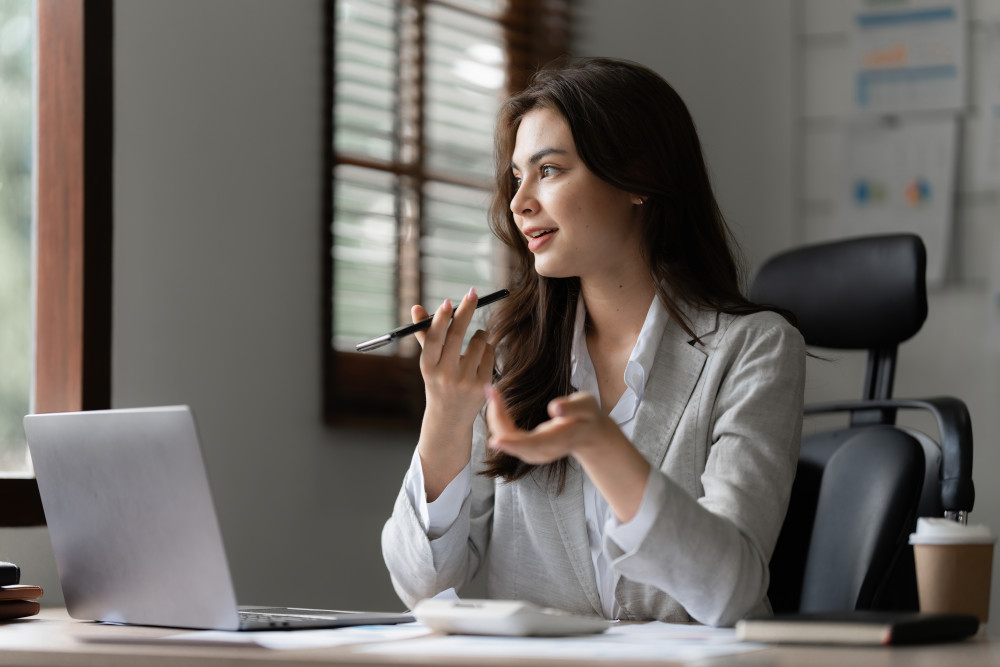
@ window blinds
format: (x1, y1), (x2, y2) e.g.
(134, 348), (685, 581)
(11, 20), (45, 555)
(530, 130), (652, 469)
(332, 0), (505, 353)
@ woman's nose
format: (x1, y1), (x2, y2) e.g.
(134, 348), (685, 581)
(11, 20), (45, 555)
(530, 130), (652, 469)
(510, 182), (535, 216)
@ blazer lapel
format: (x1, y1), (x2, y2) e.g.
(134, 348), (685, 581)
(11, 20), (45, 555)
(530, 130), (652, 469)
(631, 308), (718, 468)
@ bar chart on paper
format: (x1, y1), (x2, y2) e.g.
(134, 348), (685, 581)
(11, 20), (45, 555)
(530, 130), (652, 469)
(850, 0), (966, 114)
(838, 116), (957, 286)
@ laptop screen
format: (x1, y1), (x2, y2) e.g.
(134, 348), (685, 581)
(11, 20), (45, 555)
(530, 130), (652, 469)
(24, 406), (243, 630)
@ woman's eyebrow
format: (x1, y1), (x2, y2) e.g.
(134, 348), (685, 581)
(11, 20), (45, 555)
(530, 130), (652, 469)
(510, 147), (568, 171)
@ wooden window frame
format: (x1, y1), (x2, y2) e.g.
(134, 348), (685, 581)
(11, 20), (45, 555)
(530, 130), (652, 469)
(0, 0), (113, 527)
(322, 0), (570, 427)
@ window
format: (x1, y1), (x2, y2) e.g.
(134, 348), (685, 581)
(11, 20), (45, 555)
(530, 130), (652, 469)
(324, 0), (570, 424)
(0, 0), (112, 527)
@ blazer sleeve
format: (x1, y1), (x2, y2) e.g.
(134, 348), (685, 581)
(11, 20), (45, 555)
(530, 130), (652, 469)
(381, 413), (495, 608)
(606, 312), (806, 626)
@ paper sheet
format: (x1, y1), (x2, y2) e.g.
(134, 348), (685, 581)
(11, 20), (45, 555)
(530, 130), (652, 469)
(849, 0), (966, 114)
(836, 115), (957, 285)
(81, 618), (766, 660)
(80, 622), (431, 650)
(356, 622), (766, 662)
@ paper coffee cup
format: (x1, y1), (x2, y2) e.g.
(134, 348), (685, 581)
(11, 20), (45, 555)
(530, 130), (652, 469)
(909, 518), (995, 622)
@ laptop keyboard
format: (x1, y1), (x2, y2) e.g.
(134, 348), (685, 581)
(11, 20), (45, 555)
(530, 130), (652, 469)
(239, 607), (359, 628)
(237, 606), (413, 629)
(241, 607), (355, 618)
(240, 607), (350, 625)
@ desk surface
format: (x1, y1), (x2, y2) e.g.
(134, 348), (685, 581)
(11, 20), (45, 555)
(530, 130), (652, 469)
(0, 608), (996, 667)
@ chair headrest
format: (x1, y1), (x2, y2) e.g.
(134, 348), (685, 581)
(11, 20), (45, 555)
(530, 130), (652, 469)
(750, 234), (927, 350)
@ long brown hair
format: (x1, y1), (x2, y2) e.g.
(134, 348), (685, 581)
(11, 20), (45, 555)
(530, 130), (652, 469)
(483, 57), (785, 483)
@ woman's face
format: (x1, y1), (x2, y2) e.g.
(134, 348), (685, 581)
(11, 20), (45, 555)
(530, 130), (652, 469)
(509, 107), (643, 283)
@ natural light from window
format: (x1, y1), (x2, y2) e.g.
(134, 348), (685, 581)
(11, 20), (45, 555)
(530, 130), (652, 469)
(331, 0), (504, 353)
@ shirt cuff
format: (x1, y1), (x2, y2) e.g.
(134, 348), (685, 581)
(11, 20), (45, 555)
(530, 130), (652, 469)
(606, 468), (666, 554)
(403, 447), (472, 539)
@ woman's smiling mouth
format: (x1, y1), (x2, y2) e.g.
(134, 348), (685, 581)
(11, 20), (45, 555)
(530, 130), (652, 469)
(523, 227), (557, 252)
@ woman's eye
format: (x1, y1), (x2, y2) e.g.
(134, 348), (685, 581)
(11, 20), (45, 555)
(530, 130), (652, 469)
(541, 165), (558, 178)
(512, 175), (522, 190)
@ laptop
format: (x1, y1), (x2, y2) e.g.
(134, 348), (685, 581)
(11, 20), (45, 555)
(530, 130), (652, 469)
(23, 405), (413, 631)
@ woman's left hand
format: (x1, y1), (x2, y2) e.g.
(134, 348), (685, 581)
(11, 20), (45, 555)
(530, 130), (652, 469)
(485, 385), (652, 521)
(484, 386), (620, 464)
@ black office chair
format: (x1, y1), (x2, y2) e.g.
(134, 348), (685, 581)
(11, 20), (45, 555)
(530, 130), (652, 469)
(750, 233), (975, 614)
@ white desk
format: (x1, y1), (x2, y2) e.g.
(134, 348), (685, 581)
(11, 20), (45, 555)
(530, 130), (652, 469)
(0, 608), (995, 667)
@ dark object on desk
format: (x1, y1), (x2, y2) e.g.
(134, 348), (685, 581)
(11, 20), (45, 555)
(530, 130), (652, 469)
(0, 584), (44, 620)
(735, 611), (979, 645)
(751, 234), (976, 614)
(0, 561), (20, 586)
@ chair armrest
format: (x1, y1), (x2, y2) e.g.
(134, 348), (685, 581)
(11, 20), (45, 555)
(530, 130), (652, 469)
(805, 397), (975, 513)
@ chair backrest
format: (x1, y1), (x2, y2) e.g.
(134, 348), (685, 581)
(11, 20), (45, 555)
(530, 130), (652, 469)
(750, 233), (927, 354)
(751, 233), (974, 613)
(751, 232), (927, 417)
(770, 427), (925, 613)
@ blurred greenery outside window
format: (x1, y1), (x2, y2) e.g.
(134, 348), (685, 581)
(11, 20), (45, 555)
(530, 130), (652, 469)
(0, 0), (33, 473)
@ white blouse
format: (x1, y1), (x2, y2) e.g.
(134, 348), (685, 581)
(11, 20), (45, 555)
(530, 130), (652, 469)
(404, 295), (670, 619)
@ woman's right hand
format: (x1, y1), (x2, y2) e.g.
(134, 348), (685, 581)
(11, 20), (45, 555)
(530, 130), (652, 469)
(414, 287), (495, 500)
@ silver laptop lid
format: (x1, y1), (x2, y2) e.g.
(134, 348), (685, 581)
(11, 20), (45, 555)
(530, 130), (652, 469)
(24, 406), (242, 630)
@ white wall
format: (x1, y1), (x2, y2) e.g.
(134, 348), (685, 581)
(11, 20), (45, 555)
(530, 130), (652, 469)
(574, 0), (796, 271)
(106, 0), (419, 611)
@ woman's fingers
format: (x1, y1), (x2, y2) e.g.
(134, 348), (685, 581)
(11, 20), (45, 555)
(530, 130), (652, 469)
(487, 418), (576, 464)
(548, 391), (601, 420)
(484, 384), (518, 439)
(414, 287), (480, 363)
(485, 384), (577, 464)
(440, 287), (479, 363)
(418, 298), (454, 368)
(487, 391), (609, 464)
(411, 305), (430, 349)
(416, 287), (491, 375)
(413, 290), (496, 422)
(479, 340), (496, 383)
(460, 330), (493, 380)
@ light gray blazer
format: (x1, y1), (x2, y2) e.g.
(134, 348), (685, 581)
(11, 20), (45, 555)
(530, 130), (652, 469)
(382, 307), (806, 627)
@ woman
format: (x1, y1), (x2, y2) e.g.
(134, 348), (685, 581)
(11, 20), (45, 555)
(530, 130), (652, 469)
(381, 57), (805, 627)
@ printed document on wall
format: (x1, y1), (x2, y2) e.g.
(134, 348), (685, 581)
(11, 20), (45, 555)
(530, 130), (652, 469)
(837, 116), (957, 286)
(849, 0), (966, 114)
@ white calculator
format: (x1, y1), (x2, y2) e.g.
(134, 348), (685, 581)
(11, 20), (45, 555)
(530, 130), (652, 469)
(413, 599), (611, 637)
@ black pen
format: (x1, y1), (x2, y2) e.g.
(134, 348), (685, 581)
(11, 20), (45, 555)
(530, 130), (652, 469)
(355, 288), (510, 353)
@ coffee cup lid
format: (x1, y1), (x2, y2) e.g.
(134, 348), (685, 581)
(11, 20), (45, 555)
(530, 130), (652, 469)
(909, 517), (995, 545)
